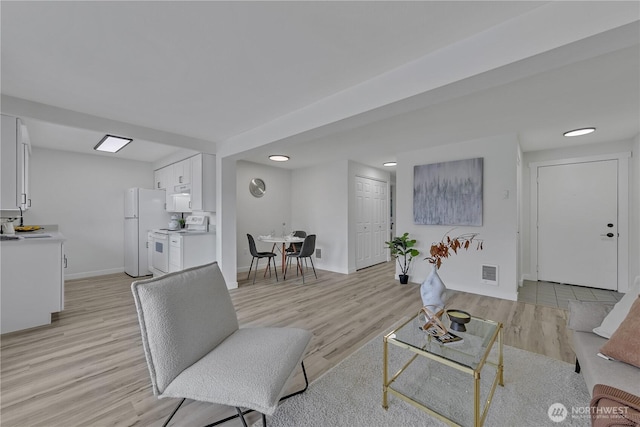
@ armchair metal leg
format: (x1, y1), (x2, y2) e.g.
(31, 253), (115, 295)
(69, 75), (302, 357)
(236, 407), (248, 427)
(163, 398), (186, 427)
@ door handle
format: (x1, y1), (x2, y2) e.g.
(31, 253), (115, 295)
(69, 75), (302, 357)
(600, 233), (615, 238)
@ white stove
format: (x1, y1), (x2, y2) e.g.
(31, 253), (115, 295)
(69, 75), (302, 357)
(149, 215), (215, 276)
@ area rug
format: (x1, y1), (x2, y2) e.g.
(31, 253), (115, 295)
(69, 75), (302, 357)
(260, 333), (592, 427)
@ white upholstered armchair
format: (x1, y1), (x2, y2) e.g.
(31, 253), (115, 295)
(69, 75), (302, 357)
(131, 262), (312, 426)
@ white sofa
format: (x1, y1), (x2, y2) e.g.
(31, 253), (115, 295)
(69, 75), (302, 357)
(567, 277), (640, 398)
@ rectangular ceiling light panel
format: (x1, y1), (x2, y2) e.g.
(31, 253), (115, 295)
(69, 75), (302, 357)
(94, 134), (133, 153)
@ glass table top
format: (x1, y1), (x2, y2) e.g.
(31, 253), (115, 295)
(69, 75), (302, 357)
(387, 311), (500, 370)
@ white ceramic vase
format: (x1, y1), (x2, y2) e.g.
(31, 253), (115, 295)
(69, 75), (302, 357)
(420, 264), (447, 309)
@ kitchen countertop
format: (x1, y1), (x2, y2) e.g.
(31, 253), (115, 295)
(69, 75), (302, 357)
(152, 228), (215, 236)
(0, 224), (66, 243)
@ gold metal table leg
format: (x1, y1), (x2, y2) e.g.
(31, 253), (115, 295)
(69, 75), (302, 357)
(382, 336), (389, 409)
(474, 372), (481, 427)
(498, 326), (504, 386)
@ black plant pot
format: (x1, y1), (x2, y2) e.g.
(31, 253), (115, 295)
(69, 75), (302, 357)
(399, 274), (409, 284)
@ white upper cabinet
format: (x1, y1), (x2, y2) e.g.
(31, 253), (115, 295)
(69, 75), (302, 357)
(1, 114), (31, 211)
(190, 153), (216, 212)
(173, 158), (191, 187)
(154, 153), (216, 213)
(154, 166), (171, 190)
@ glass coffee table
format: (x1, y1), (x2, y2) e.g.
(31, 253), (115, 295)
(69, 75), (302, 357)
(383, 310), (503, 426)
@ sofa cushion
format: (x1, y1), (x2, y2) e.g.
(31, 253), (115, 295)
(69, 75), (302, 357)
(163, 327), (312, 416)
(572, 331), (640, 397)
(594, 278), (640, 339)
(600, 296), (640, 369)
(568, 300), (614, 332)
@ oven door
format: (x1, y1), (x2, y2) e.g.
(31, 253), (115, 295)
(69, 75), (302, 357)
(151, 232), (169, 274)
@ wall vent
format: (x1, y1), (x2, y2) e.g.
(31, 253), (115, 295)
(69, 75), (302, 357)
(316, 248), (322, 259)
(481, 265), (498, 285)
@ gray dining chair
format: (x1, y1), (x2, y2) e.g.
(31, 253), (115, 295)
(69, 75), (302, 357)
(284, 234), (317, 284)
(247, 233), (279, 284)
(285, 230), (307, 254)
(131, 262), (312, 427)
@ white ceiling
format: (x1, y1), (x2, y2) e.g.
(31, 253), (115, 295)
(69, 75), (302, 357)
(1, 1), (638, 170)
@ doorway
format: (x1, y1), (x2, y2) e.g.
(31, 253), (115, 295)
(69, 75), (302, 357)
(355, 176), (388, 270)
(530, 153), (630, 291)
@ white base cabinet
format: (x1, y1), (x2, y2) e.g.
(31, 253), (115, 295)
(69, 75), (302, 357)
(168, 233), (216, 273)
(1, 237), (65, 334)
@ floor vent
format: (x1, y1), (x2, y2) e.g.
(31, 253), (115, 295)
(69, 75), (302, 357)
(481, 265), (498, 285)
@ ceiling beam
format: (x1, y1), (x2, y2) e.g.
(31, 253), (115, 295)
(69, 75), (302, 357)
(218, 2), (639, 159)
(1, 95), (216, 154)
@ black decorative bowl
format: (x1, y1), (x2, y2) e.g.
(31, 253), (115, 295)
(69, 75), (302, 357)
(446, 309), (472, 332)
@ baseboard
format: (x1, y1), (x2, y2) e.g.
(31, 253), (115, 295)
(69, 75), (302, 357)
(65, 267), (124, 280)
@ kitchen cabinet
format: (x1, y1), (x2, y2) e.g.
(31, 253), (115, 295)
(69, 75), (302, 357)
(1, 233), (66, 333)
(168, 234), (182, 273)
(154, 153), (216, 213)
(168, 232), (216, 273)
(1, 114), (31, 211)
(173, 158), (191, 186)
(154, 166), (171, 191)
(190, 153), (216, 212)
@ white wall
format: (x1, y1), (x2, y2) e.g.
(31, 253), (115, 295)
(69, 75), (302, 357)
(25, 147), (155, 279)
(521, 138), (638, 291)
(397, 134), (519, 301)
(291, 160), (350, 273)
(236, 161), (292, 272)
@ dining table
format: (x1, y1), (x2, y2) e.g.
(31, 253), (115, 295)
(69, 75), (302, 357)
(258, 236), (305, 274)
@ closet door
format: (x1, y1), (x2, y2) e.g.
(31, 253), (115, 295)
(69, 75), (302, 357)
(356, 176), (388, 270)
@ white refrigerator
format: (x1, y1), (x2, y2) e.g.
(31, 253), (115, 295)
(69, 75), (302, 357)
(124, 188), (170, 277)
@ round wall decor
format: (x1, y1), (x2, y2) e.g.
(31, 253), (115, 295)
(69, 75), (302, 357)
(249, 178), (266, 198)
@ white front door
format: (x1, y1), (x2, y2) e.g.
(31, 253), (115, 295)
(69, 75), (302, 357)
(356, 176), (388, 270)
(537, 159), (618, 289)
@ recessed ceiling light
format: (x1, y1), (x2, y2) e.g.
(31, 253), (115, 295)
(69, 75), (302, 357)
(94, 134), (133, 153)
(269, 155), (290, 162)
(563, 127), (596, 137)
(383, 162), (397, 167)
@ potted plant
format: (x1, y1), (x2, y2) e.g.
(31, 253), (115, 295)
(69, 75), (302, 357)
(385, 233), (420, 284)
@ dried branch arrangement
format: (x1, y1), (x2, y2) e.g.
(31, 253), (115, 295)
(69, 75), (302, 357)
(425, 230), (483, 269)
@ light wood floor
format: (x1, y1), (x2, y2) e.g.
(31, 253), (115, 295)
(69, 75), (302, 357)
(0, 262), (575, 427)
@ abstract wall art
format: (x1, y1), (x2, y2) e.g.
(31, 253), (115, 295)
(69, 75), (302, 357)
(414, 157), (483, 226)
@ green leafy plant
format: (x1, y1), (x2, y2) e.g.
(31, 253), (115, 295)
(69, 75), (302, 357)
(425, 230), (483, 269)
(385, 232), (420, 276)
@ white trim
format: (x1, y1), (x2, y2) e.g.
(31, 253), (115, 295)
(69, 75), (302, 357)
(529, 152), (630, 291)
(65, 267), (124, 280)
